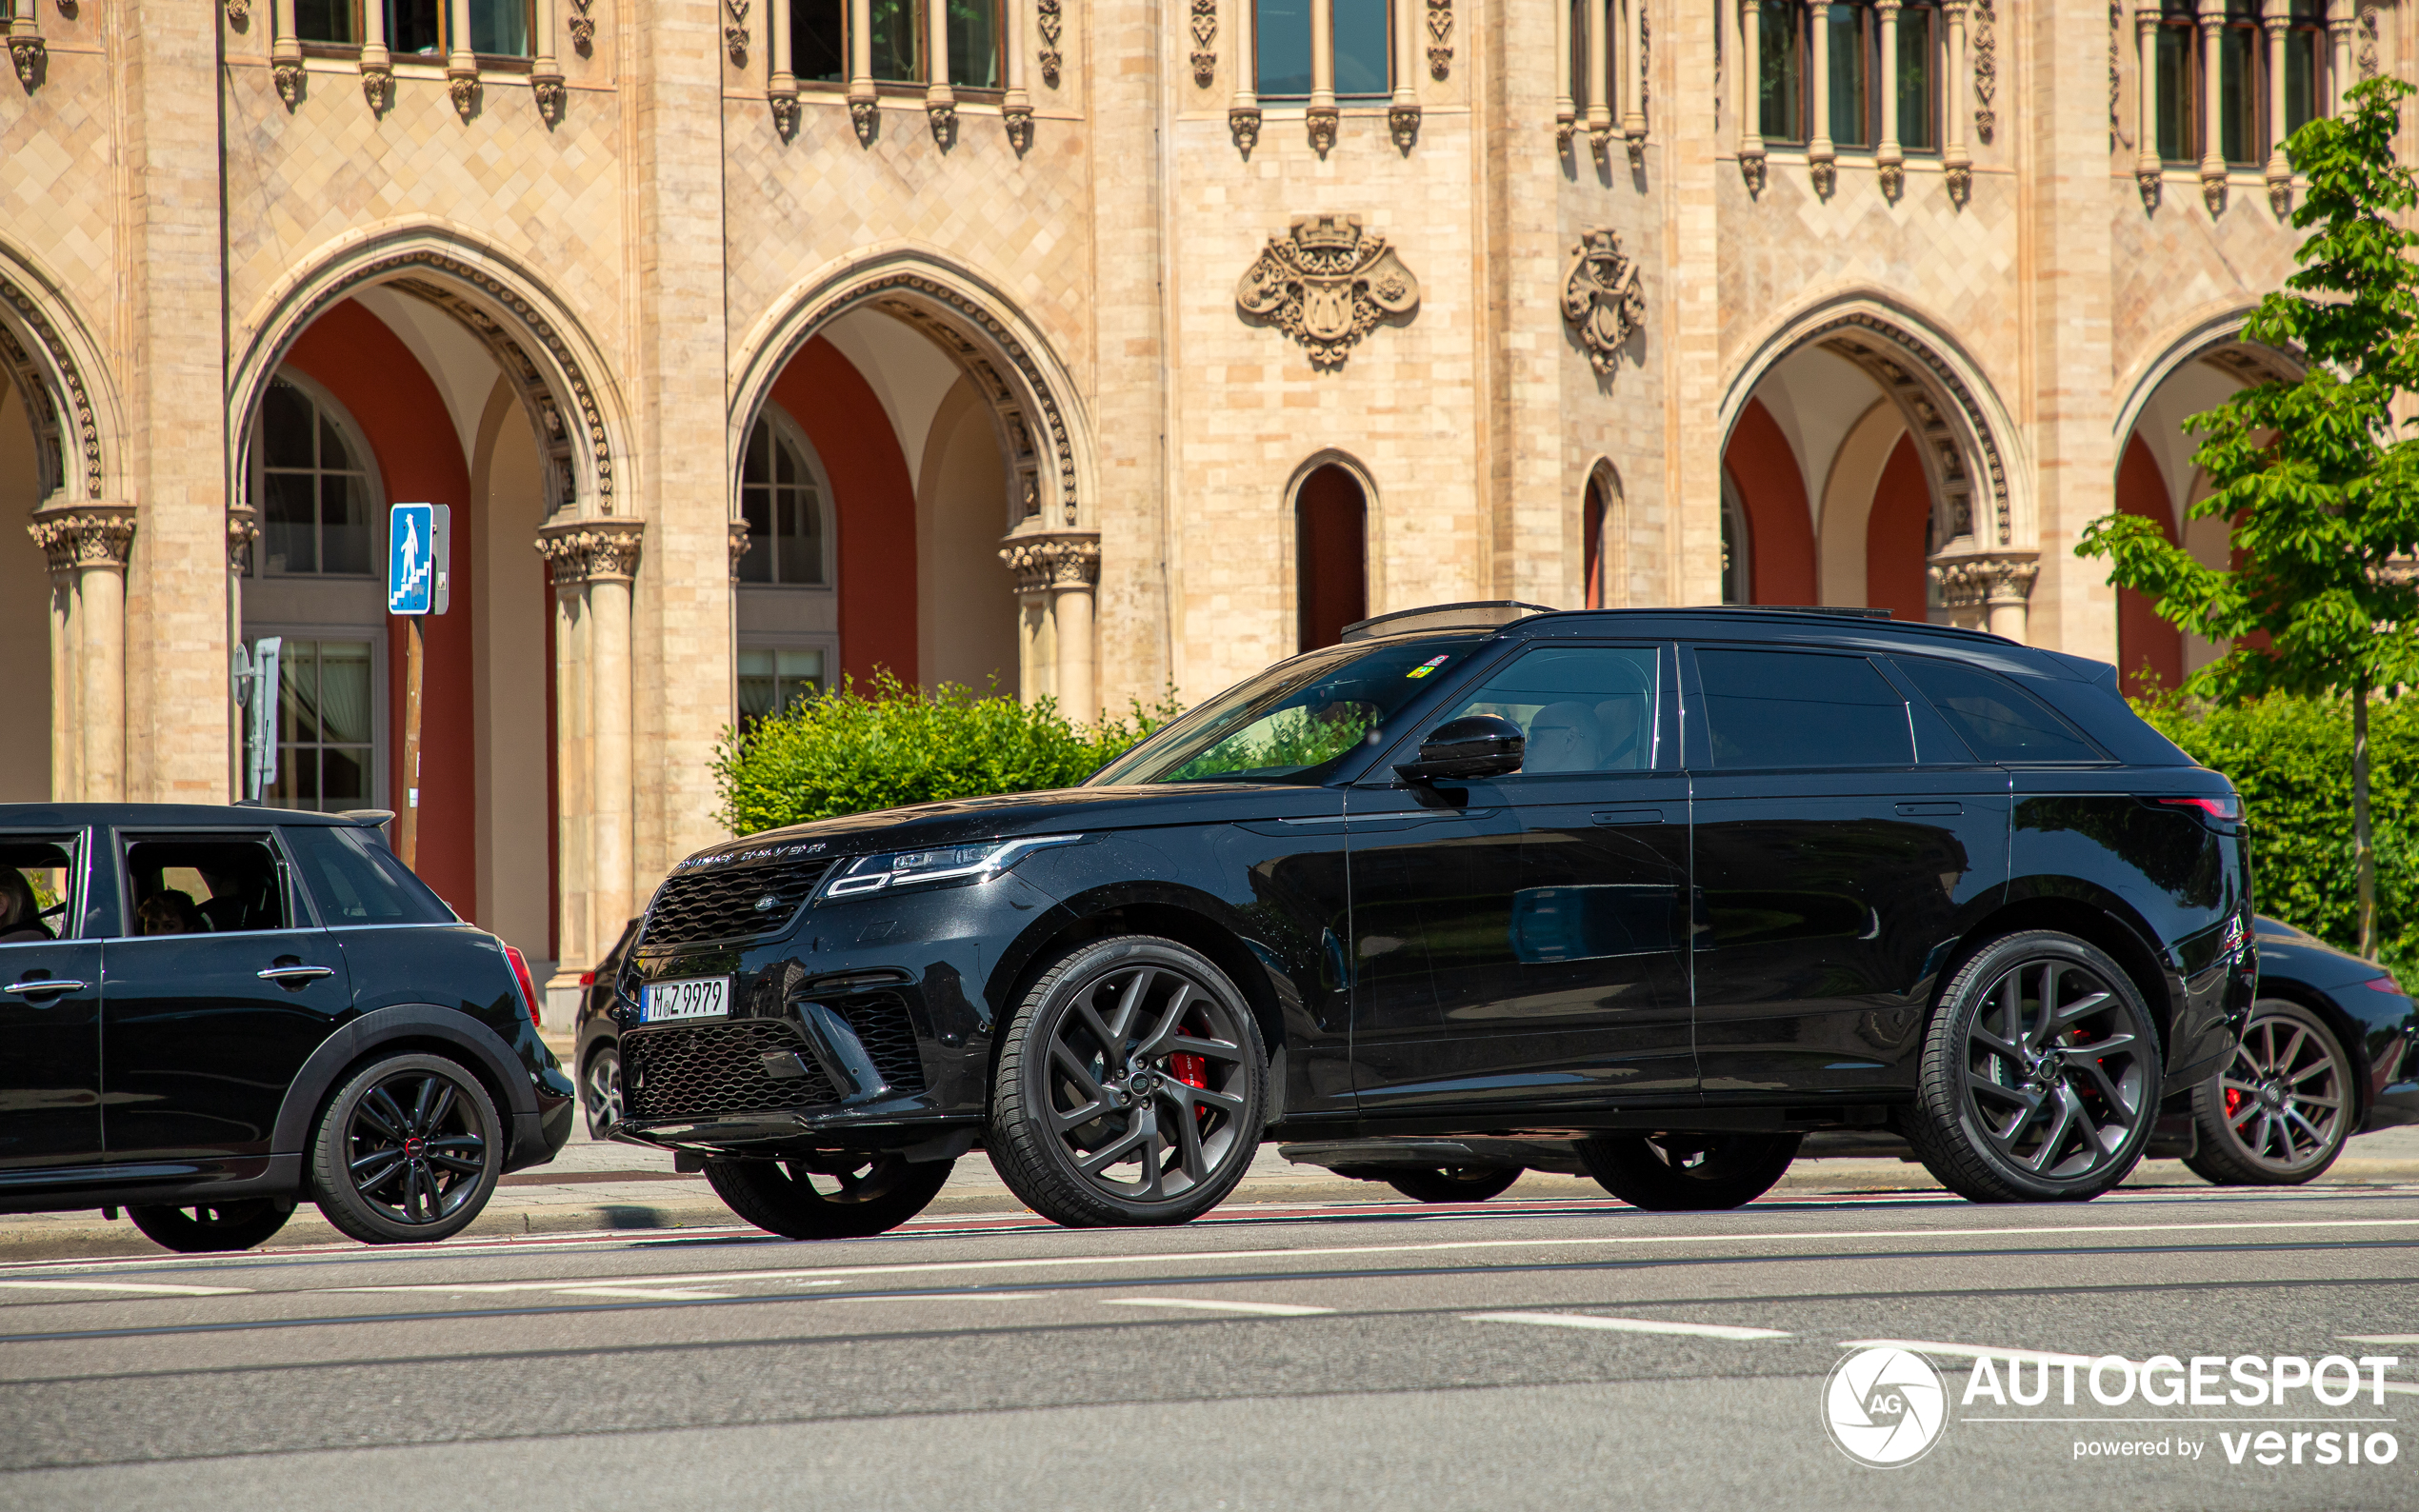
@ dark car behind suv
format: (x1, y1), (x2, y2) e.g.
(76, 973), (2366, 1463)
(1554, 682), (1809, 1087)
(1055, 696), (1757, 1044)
(0, 804), (574, 1250)
(607, 605), (2254, 1235)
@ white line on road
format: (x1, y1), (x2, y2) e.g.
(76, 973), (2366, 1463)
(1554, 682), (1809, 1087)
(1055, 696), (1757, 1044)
(0, 1280), (251, 1296)
(1102, 1298), (1337, 1316)
(2342, 1335), (2419, 1344)
(1465, 1311), (1789, 1340)
(551, 1285), (735, 1301)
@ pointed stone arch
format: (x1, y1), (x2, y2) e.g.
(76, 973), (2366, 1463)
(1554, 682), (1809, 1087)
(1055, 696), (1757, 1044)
(0, 241), (123, 507)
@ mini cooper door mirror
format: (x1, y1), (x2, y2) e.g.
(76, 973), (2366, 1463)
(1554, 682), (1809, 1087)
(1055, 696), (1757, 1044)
(1395, 713), (1527, 783)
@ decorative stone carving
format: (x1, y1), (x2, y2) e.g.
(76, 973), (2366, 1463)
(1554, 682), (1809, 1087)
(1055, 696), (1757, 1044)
(998, 531), (1101, 594)
(1389, 103), (1420, 151)
(724, 0), (750, 64)
(536, 519), (645, 586)
(850, 97), (877, 144)
(226, 506), (260, 574)
(568, 0), (596, 50)
(1809, 158), (1836, 197)
(0, 272), (104, 499)
(1879, 161), (1905, 199)
(1230, 105), (1262, 154)
(1190, 0), (1216, 87)
(30, 505), (137, 577)
(448, 67), (479, 116)
(1307, 104), (1339, 157)
(1560, 229), (1646, 377)
(2203, 173), (2227, 216)
(2358, 4), (2379, 76)
(1740, 149), (1767, 194)
(2136, 166), (2159, 210)
(1557, 115), (1577, 151)
(1929, 550), (2038, 632)
(225, 0), (251, 24)
(273, 59), (305, 107)
(928, 95), (957, 146)
(1427, 0), (1452, 78)
(1948, 161), (1971, 206)
(363, 60), (393, 109)
(1037, 0), (1063, 87)
(1972, 0), (1996, 143)
(1236, 215), (1421, 369)
(726, 518), (754, 581)
(535, 71), (567, 124)
(1820, 316), (2013, 547)
(2109, 2), (2123, 148)
(10, 30), (45, 89)
(1005, 102), (1034, 153)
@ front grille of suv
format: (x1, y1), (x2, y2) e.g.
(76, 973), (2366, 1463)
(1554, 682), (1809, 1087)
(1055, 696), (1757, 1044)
(639, 858), (835, 948)
(623, 1021), (838, 1120)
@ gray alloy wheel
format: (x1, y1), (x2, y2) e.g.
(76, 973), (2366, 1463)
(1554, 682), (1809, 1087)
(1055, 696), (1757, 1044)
(126, 1199), (296, 1253)
(309, 1052), (504, 1243)
(2184, 999), (2354, 1185)
(987, 935), (1268, 1227)
(583, 1044), (624, 1139)
(1906, 930), (2162, 1204)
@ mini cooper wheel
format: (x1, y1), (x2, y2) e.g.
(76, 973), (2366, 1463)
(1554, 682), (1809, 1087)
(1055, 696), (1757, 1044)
(1381, 1166), (1523, 1204)
(2183, 999), (2354, 1185)
(126, 1199), (296, 1253)
(703, 1151), (955, 1240)
(1576, 1133), (1800, 1210)
(583, 1044), (624, 1139)
(1906, 931), (2162, 1204)
(310, 1053), (504, 1244)
(988, 936), (1268, 1227)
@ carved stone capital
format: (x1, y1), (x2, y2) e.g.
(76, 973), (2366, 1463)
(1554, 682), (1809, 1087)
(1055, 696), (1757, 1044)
(448, 67), (479, 117)
(10, 31), (46, 89)
(2202, 169), (2227, 216)
(928, 94), (957, 148)
(1005, 102), (1034, 153)
(1625, 128), (1647, 169)
(1947, 159), (1972, 207)
(727, 517), (754, 581)
(273, 58), (305, 108)
(1878, 158), (1905, 200)
(537, 518), (645, 586)
(362, 61), (393, 110)
(1929, 550), (2038, 613)
(2136, 166), (2160, 210)
(227, 506), (260, 574)
(1230, 105), (1262, 155)
(1739, 147), (1767, 194)
(998, 530), (1101, 594)
(30, 504), (137, 577)
(1809, 156), (1836, 197)
(850, 92), (877, 145)
(535, 70), (567, 125)
(1307, 104), (1339, 158)
(1389, 103), (1420, 152)
(2269, 174), (2291, 216)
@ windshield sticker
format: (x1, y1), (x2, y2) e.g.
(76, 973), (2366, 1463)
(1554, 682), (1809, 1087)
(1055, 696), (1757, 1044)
(1406, 655), (1452, 680)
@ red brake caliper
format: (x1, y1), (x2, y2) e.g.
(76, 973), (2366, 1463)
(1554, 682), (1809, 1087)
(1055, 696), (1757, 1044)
(1170, 1044), (1210, 1131)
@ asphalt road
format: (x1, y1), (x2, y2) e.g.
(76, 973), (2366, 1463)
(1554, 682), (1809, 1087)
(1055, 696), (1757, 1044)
(0, 1176), (2413, 1512)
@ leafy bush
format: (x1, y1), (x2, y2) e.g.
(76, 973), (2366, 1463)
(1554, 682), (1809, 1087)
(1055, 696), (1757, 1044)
(2137, 692), (2419, 974)
(714, 671), (1180, 836)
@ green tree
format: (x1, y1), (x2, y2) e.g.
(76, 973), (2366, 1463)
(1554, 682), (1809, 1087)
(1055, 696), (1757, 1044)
(2078, 76), (2419, 957)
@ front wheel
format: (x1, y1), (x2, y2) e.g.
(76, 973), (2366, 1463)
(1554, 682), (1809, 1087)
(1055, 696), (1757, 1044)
(987, 935), (1268, 1228)
(309, 1053), (505, 1244)
(127, 1199), (295, 1253)
(1576, 1133), (1799, 1210)
(1383, 1166), (1523, 1204)
(1904, 930), (2162, 1203)
(2183, 999), (2354, 1185)
(704, 1151), (954, 1239)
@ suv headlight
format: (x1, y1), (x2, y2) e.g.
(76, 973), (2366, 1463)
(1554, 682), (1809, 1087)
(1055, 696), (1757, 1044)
(818, 834), (1082, 900)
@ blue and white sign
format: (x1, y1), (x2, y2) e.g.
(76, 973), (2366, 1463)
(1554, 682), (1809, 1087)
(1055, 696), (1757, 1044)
(387, 503), (450, 616)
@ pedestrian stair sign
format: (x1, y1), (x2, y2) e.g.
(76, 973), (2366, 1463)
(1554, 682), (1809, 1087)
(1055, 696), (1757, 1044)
(388, 503), (450, 616)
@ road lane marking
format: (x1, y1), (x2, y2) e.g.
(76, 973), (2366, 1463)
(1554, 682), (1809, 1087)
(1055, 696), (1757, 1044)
(2342, 1335), (2419, 1344)
(1843, 1339), (2419, 1398)
(1102, 1298), (1336, 1316)
(1465, 1310), (1789, 1340)
(552, 1285), (735, 1301)
(0, 1281), (250, 1296)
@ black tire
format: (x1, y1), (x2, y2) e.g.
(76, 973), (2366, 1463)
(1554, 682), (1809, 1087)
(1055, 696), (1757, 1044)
(1904, 930), (2163, 1204)
(2183, 998), (2355, 1186)
(987, 935), (1268, 1227)
(583, 1043), (623, 1139)
(309, 1052), (505, 1244)
(1382, 1166), (1524, 1203)
(1576, 1133), (1800, 1210)
(126, 1199), (295, 1253)
(703, 1152), (954, 1240)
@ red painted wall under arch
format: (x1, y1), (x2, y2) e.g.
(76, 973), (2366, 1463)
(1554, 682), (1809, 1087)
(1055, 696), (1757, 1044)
(768, 337), (919, 688)
(2114, 433), (2184, 697)
(1722, 398), (1817, 606)
(282, 299), (478, 922)
(1865, 433), (1932, 623)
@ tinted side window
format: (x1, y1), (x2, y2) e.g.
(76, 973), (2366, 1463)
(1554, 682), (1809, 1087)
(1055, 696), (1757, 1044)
(1693, 647), (1913, 768)
(0, 834), (78, 943)
(1445, 645), (1662, 773)
(1895, 657), (2104, 763)
(284, 825), (455, 925)
(121, 837), (289, 936)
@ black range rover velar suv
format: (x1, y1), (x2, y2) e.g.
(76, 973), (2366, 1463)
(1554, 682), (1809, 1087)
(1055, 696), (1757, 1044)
(610, 605), (2255, 1235)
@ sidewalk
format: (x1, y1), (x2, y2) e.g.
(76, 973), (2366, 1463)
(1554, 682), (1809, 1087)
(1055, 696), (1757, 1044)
(7, 1124), (2415, 1263)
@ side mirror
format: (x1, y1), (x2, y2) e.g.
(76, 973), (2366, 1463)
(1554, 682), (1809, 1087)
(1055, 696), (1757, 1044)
(1394, 713), (1526, 783)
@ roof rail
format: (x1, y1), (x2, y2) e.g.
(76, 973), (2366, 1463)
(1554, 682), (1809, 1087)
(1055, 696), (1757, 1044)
(1339, 600), (1554, 642)
(1704, 605), (1895, 620)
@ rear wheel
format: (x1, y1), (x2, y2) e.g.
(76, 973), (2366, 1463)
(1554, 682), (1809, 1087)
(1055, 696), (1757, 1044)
(126, 1199), (295, 1253)
(582, 1044), (623, 1139)
(1382, 1166), (1523, 1204)
(310, 1053), (504, 1244)
(1576, 1133), (1799, 1210)
(704, 1151), (954, 1239)
(2183, 999), (2354, 1185)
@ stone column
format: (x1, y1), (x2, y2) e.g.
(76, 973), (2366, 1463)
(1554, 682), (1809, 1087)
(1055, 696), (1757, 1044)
(1585, 0), (1610, 152)
(1230, 0), (1261, 149)
(30, 506), (137, 803)
(1000, 530), (1101, 720)
(2198, 0), (2228, 212)
(1309, 0), (1338, 154)
(1942, 0), (1969, 201)
(1876, 0), (1904, 195)
(448, 0), (478, 113)
(1621, 0), (1647, 161)
(2263, 0), (2290, 209)
(1929, 550), (2038, 643)
(1808, 1), (1836, 192)
(534, 0), (566, 122)
(1555, 0), (1576, 146)
(271, 0), (304, 106)
(1004, 0), (1033, 149)
(2135, 0), (2163, 205)
(2328, 0), (2350, 114)
(361, 0), (393, 108)
(537, 520), (643, 985)
(849, 0), (877, 140)
(926, 0), (956, 141)
(1739, 0), (1766, 187)
(1389, 0), (1420, 149)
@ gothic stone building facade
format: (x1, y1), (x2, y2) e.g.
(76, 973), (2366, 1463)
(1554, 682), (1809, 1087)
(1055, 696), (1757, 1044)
(0, 0), (2401, 990)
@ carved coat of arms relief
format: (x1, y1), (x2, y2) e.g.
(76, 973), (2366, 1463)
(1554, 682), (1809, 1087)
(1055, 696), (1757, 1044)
(1560, 228), (1646, 376)
(1235, 215), (1420, 368)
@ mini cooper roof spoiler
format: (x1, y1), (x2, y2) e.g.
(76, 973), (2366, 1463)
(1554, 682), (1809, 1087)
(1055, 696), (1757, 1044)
(1340, 601), (1554, 641)
(337, 808), (396, 829)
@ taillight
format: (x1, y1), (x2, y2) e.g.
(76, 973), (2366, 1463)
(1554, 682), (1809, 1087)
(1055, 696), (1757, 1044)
(2156, 795), (2242, 823)
(504, 945), (541, 1029)
(577, 970), (596, 987)
(2361, 973), (2407, 996)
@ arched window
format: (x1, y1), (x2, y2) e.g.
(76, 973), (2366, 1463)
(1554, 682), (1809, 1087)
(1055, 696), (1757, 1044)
(254, 373), (375, 578)
(1295, 463), (1369, 652)
(737, 412), (830, 587)
(1583, 477), (1608, 609)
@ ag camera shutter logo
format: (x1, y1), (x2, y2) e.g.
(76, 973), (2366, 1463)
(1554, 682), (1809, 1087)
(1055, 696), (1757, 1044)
(1824, 1346), (1950, 1467)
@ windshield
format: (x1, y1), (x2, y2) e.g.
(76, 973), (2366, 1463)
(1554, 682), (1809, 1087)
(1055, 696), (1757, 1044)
(1089, 634), (1485, 786)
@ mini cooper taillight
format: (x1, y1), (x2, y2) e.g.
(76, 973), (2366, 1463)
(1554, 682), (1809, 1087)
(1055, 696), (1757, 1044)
(505, 945), (541, 1029)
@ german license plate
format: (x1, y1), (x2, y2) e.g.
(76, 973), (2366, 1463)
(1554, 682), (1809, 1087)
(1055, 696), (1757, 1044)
(640, 976), (730, 1023)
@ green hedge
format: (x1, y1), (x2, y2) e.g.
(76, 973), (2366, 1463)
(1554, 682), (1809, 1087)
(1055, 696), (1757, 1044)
(714, 671), (1179, 837)
(2137, 692), (2418, 973)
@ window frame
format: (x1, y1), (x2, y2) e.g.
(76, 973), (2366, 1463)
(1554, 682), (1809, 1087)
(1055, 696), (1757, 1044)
(243, 624), (390, 815)
(737, 403), (836, 590)
(248, 368), (385, 584)
(945, 0), (1009, 92)
(112, 830), (304, 941)
(1757, 0), (1811, 146)
(1252, 0), (1390, 102)
(1679, 643), (1921, 773)
(0, 829), (92, 944)
(736, 638), (839, 731)
(1434, 641), (1677, 779)
(2154, 3), (2204, 164)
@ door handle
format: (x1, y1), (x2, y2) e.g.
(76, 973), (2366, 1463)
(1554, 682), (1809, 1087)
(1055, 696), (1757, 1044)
(4, 978), (87, 996)
(1592, 807), (1665, 826)
(1894, 802), (1963, 817)
(256, 965), (334, 983)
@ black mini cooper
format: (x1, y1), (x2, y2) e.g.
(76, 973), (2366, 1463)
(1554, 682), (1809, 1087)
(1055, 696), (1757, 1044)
(0, 804), (574, 1250)
(610, 604), (2255, 1235)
